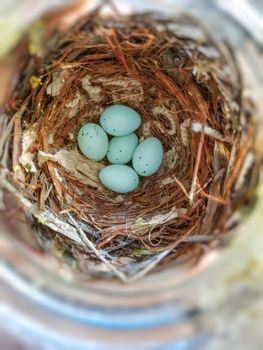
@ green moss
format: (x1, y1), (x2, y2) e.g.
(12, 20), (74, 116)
(35, 215), (46, 225)
(131, 249), (152, 257)
(30, 75), (42, 89)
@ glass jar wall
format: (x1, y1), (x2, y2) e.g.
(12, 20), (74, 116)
(1, 1), (263, 349)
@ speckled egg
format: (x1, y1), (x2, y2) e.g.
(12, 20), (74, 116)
(100, 104), (141, 136)
(77, 123), (108, 161)
(107, 133), (138, 165)
(99, 165), (139, 193)
(132, 137), (163, 176)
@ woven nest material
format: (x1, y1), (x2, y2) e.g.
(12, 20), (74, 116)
(0, 5), (260, 282)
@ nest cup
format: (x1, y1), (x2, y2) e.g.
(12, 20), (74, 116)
(0, 6), (259, 282)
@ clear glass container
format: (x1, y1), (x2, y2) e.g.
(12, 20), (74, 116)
(1, 1), (263, 349)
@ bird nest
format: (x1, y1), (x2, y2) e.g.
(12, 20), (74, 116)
(0, 5), (259, 282)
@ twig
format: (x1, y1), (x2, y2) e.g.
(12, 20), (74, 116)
(129, 249), (172, 283)
(189, 126), (205, 205)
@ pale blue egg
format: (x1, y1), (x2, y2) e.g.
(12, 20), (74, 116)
(132, 137), (163, 176)
(78, 123), (108, 161)
(99, 165), (139, 193)
(107, 133), (138, 164)
(100, 104), (141, 136)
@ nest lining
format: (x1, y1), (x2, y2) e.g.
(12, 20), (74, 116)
(0, 7), (259, 281)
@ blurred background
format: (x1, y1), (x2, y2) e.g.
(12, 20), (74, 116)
(1, 1), (263, 349)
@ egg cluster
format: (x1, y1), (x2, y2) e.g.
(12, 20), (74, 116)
(77, 105), (163, 193)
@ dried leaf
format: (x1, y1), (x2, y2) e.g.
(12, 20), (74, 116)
(19, 123), (38, 173)
(81, 74), (102, 102)
(132, 207), (180, 235)
(38, 148), (104, 188)
(47, 71), (65, 96)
